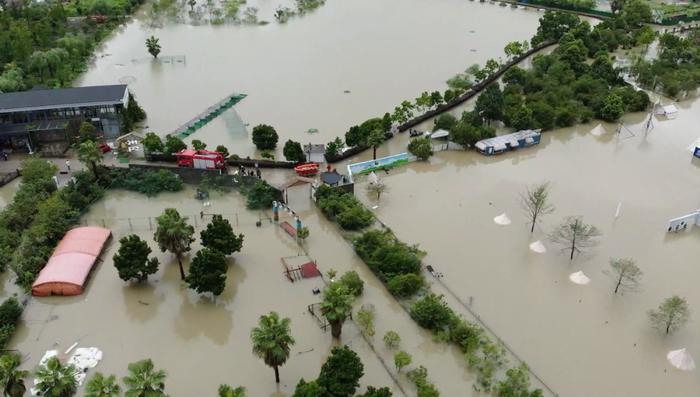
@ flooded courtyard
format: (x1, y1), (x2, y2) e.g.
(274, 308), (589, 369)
(2, 0), (699, 395)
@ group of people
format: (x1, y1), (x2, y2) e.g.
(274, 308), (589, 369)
(237, 164), (261, 178)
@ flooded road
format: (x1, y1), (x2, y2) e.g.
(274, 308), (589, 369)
(355, 95), (700, 397)
(77, 0), (542, 157)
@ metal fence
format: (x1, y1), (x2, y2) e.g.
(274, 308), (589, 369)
(77, 211), (252, 233)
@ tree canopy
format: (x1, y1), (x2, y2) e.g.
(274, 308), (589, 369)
(200, 215), (244, 256)
(317, 345), (364, 397)
(186, 248), (228, 296)
(113, 234), (159, 282)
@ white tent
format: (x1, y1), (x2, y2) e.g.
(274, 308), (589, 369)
(367, 171), (379, 185)
(667, 348), (696, 371)
(529, 240), (547, 253)
(569, 271), (591, 285)
(590, 124), (606, 137)
(493, 213), (511, 225)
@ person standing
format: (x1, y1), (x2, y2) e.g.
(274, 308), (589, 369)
(65, 160), (71, 172)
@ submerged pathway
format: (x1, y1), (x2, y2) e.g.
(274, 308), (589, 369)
(172, 92), (247, 139)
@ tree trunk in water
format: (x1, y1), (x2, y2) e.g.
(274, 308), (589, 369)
(373, 146), (377, 160)
(177, 256), (185, 280)
(614, 275), (622, 294)
(530, 213), (537, 233)
(331, 320), (342, 338)
(274, 365), (280, 383)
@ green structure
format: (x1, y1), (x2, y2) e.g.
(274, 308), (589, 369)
(173, 93), (247, 139)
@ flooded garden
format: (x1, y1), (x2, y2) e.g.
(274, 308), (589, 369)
(2, 0), (700, 395)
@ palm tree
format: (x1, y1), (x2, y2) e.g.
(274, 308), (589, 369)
(145, 36), (161, 59)
(367, 128), (384, 160)
(85, 372), (121, 397)
(0, 353), (29, 397)
(250, 311), (295, 384)
(320, 283), (354, 338)
(218, 384), (246, 397)
(33, 357), (78, 397)
(78, 140), (103, 180)
(122, 359), (166, 397)
(154, 208), (195, 280)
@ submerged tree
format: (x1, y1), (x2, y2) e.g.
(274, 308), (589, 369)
(317, 346), (364, 397)
(218, 384), (246, 397)
(186, 248), (228, 296)
(283, 139), (306, 163)
(154, 208), (195, 280)
(33, 357), (78, 397)
(520, 182), (555, 233)
(549, 216), (601, 260)
(85, 372), (121, 397)
(366, 181), (387, 202)
(0, 352), (29, 397)
(649, 296), (690, 335)
(604, 257), (642, 294)
(383, 331), (401, 350)
(251, 311), (295, 384)
(320, 283), (354, 338)
(113, 235), (159, 283)
(145, 36), (161, 59)
(200, 215), (244, 256)
(122, 359), (167, 397)
(393, 351), (412, 373)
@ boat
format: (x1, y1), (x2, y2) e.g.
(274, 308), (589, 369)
(294, 162), (319, 177)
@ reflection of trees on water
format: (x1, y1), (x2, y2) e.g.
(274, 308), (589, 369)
(122, 282), (166, 323)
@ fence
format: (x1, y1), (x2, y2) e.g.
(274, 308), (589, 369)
(77, 211), (247, 233)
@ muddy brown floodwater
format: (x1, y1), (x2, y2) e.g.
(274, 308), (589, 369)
(354, 94), (700, 397)
(77, 0), (544, 158)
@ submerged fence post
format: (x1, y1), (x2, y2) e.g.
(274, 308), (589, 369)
(236, 213), (239, 227)
(128, 218), (133, 231)
(148, 217), (152, 230)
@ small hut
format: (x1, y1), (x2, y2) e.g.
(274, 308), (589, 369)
(276, 177), (314, 211)
(304, 143), (325, 163)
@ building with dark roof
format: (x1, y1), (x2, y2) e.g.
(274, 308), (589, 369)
(0, 84), (130, 154)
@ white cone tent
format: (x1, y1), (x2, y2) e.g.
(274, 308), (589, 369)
(367, 171), (379, 185)
(493, 213), (511, 225)
(569, 271), (591, 285)
(590, 124), (606, 137)
(529, 240), (547, 253)
(667, 348), (696, 371)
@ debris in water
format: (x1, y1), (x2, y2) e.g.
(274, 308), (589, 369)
(569, 271), (591, 285)
(529, 240), (546, 253)
(138, 300), (150, 306)
(493, 213), (511, 225)
(371, 205), (379, 210)
(343, 90), (351, 94)
(667, 348), (695, 371)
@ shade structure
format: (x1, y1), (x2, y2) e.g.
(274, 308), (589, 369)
(590, 124), (606, 137)
(493, 213), (511, 225)
(32, 227), (111, 297)
(569, 270), (591, 285)
(529, 240), (547, 253)
(667, 348), (695, 371)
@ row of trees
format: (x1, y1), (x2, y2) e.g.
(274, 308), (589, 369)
(521, 182), (691, 334)
(0, 0), (145, 92)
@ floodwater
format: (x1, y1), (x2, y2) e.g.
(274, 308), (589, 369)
(77, 0), (543, 157)
(354, 94), (700, 397)
(0, 178), (20, 209)
(12, 187), (408, 396)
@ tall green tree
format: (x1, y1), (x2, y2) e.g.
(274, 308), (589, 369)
(283, 140), (306, 163)
(320, 283), (354, 338)
(367, 129), (384, 161)
(122, 359), (166, 397)
(393, 351), (411, 373)
(200, 214), (244, 256)
(85, 372), (121, 397)
(250, 311), (295, 383)
(185, 248), (228, 296)
(33, 357), (78, 397)
(317, 346), (364, 397)
(142, 132), (164, 153)
(113, 234), (159, 282)
(549, 216), (601, 260)
(145, 36), (161, 59)
(0, 353), (29, 397)
(78, 140), (103, 180)
(252, 124), (279, 150)
(191, 139), (206, 150)
(520, 182), (555, 233)
(475, 83), (504, 124)
(154, 208), (195, 280)
(649, 296), (690, 335)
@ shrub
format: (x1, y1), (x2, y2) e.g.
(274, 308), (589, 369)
(215, 145), (230, 158)
(383, 331), (401, 350)
(410, 294), (455, 332)
(164, 135), (186, 154)
(316, 188), (374, 231)
(110, 168), (183, 196)
(0, 298), (22, 348)
(243, 180), (280, 209)
(353, 230), (423, 282)
(433, 113), (458, 131)
(408, 137), (433, 161)
(387, 273), (424, 298)
(338, 271), (364, 297)
(337, 205), (374, 230)
(283, 140), (306, 162)
(143, 132), (164, 153)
